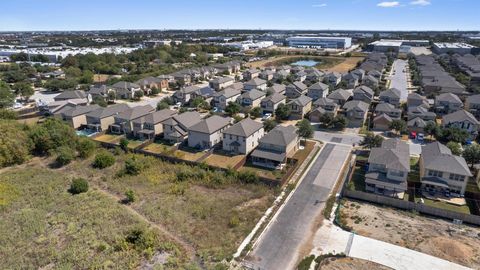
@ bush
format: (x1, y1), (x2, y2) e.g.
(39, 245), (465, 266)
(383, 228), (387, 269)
(69, 178), (89, 194)
(124, 189), (136, 204)
(125, 228), (155, 251)
(29, 118), (78, 154)
(0, 120), (32, 167)
(237, 170), (259, 184)
(93, 150), (115, 169)
(55, 146), (75, 166)
(119, 138), (129, 152)
(124, 156), (144, 175)
(76, 137), (96, 158)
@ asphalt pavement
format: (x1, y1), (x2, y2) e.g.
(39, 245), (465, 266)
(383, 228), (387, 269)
(246, 143), (352, 270)
(388, 59), (409, 102)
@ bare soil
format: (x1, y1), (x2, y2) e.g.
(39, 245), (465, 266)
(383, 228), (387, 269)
(339, 199), (480, 269)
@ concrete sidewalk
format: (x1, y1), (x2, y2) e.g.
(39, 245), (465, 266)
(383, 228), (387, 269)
(312, 220), (471, 270)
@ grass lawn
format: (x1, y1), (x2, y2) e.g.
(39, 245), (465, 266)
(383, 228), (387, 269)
(94, 134), (124, 145)
(142, 143), (176, 155)
(240, 163), (285, 180)
(421, 197), (471, 214)
(204, 153), (245, 169)
(0, 164), (185, 269)
(408, 157), (421, 183)
(126, 139), (144, 150)
(348, 165), (366, 192)
(173, 148), (206, 162)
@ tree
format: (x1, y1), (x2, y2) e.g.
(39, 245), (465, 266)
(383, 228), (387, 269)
(225, 101), (241, 116)
(157, 101), (170, 110)
(439, 127), (469, 144)
(424, 121), (439, 139)
(389, 119), (407, 135)
(275, 103), (291, 121)
(331, 115), (348, 129)
(69, 178), (89, 195)
(133, 90), (144, 100)
(119, 138), (129, 152)
(124, 156), (144, 175)
(55, 146), (75, 166)
(0, 81), (15, 109)
(124, 189), (136, 204)
(0, 120), (32, 167)
(12, 82), (34, 101)
(93, 150), (115, 169)
(92, 96), (108, 107)
(150, 86), (160, 95)
(76, 137), (96, 158)
(463, 144), (480, 167)
(29, 118), (78, 154)
(446, 141), (462, 156)
(107, 91), (116, 101)
(263, 119), (277, 132)
(0, 109), (17, 120)
(296, 119), (314, 143)
(250, 107), (262, 119)
(319, 113), (334, 126)
(361, 132), (384, 149)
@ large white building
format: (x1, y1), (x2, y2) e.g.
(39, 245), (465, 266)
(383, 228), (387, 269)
(286, 36), (352, 49)
(368, 39), (430, 53)
(432, 43), (478, 56)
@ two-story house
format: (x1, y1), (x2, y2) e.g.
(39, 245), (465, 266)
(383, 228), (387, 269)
(237, 89), (266, 108)
(261, 93), (286, 114)
(55, 104), (101, 129)
(244, 78), (267, 91)
(288, 95), (313, 120)
(324, 72), (342, 86)
(442, 109), (480, 139)
(266, 84), (286, 95)
(243, 68), (260, 81)
(328, 88), (353, 106)
(132, 109), (177, 140)
(420, 141), (472, 196)
(251, 125), (299, 170)
(465, 94), (480, 118)
(352, 85), (374, 103)
(343, 100), (369, 122)
(379, 88), (401, 107)
(374, 103), (402, 119)
(187, 115), (232, 149)
(222, 118), (264, 155)
(342, 73), (360, 88)
(285, 81), (308, 99)
(111, 81), (142, 99)
(435, 93), (464, 115)
(173, 85), (201, 105)
(307, 82), (329, 101)
(212, 87), (242, 110)
(110, 105), (155, 134)
(209, 76), (234, 91)
(86, 104), (130, 132)
(366, 139), (410, 198)
(163, 111), (203, 143)
(136, 76), (169, 93)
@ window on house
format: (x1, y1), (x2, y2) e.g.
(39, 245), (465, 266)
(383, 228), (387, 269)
(449, 174), (465, 182)
(428, 170), (443, 178)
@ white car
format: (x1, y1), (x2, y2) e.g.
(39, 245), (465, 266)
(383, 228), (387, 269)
(262, 113), (272, 121)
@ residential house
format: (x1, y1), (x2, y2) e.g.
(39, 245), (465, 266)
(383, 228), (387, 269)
(363, 75), (380, 89)
(288, 95), (312, 119)
(172, 72), (191, 86)
(86, 104), (130, 132)
(222, 118), (265, 154)
(408, 106), (437, 121)
(366, 139), (410, 198)
(89, 85), (115, 101)
(212, 87), (242, 110)
(173, 85), (201, 105)
(379, 88), (401, 107)
(54, 90), (90, 102)
(188, 115), (232, 149)
(294, 70), (307, 82)
(244, 78), (267, 91)
(285, 81), (308, 99)
(324, 72), (342, 86)
(373, 113), (393, 131)
(307, 82), (329, 101)
(273, 70), (289, 81)
(259, 70), (275, 81)
(435, 93), (464, 115)
(313, 97), (339, 115)
(110, 105), (155, 134)
(353, 85), (374, 103)
(111, 81), (142, 99)
(266, 84), (286, 95)
(351, 69), (366, 81)
(238, 89), (266, 108)
(163, 111), (203, 143)
(136, 76), (169, 92)
(407, 93), (430, 108)
(442, 109), (480, 138)
(408, 117), (429, 133)
(375, 103), (402, 119)
(261, 93), (286, 114)
(328, 88), (353, 106)
(343, 100), (369, 122)
(209, 77), (234, 91)
(251, 125), (299, 169)
(466, 94), (480, 118)
(55, 104), (101, 129)
(342, 73), (360, 88)
(305, 68), (324, 83)
(243, 68), (260, 81)
(368, 70), (382, 80)
(290, 66), (305, 74)
(420, 142), (472, 195)
(132, 109), (177, 140)
(191, 86), (216, 104)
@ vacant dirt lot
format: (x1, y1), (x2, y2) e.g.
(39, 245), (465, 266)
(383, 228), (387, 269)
(324, 57), (364, 73)
(339, 199), (480, 269)
(320, 257), (392, 270)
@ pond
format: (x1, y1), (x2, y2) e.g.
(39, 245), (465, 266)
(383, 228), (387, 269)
(290, 60), (319, 67)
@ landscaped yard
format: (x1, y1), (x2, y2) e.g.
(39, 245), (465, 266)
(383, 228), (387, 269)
(94, 134), (124, 145)
(204, 152), (245, 169)
(142, 143), (176, 155)
(421, 197), (471, 214)
(173, 148), (206, 162)
(126, 139), (144, 150)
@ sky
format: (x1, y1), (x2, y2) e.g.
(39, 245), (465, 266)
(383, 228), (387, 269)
(0, 0), (479, 31)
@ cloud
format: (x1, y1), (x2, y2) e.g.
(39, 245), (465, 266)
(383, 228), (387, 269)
(377, 1), (400, 7)
(410, 0), (431, 5)
(312, 3), (327, 7)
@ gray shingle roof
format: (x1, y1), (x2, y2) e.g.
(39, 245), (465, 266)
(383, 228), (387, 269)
(308, 82), (329, 91)
(116, 105), (155, 121)
(262, 93), (286, 104)
(408, 117), (427, 128)
(267, 84), (286, 94)
(328, 89), (352, 101)
(368, 139), (410, 172)
(112, 81), (140, 89)
(223, 118), (263, 137)
(245, 77), (267, 87)
(189, 115), (231, 134)
(259, 125), (297, 147)
(214, 87), (241, 99)
(133, 109), (177, 125)
(62, 105), (101, 117)
(54, 90), (87, 100)
(375, 103), (401, 113)
(288, 95), (312, 107)
(436, 93), (462, 104)
(421, 142), (472, 176)
(87, 104), (130, 119)
(343, 100), (369, 112)
(240, 89), (266, 100)
(380, 88), (401, 99)
(164, 111), (202, 129)
(443, 110), (480, 125)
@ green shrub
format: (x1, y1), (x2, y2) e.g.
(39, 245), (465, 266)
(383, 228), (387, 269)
(124, 189), (136, 204)
(237, 170), (259, 184)
(124, 156), (144, 175)
(125, 227), (155, 251)
(55, 146), (75, 166)
(0, 120), (32, 167)
(69, 178), (89, 194)
(297, 254), (315, 270)
(119, 138), (129, 152)
(76, 137), (96, 158)
(29, 118), (78, 154)
(93, 150), (115, 169)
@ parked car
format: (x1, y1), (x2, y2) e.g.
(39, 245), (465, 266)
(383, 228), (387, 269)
(417, 133), (424, 142)
(262, 113), (272, 121)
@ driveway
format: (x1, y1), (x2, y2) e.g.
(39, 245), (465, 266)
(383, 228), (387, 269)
(388, 59), (409, 102)
(312, 221), (471, 270)
(246, 143), (352, 270)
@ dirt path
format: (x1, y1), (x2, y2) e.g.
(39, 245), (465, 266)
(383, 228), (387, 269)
(91, 183), (197, 260)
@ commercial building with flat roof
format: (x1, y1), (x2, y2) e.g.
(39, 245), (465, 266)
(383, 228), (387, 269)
(368, 39), (430, 53)
(432, 43), (478, 55)
(286, 36), (352, 49)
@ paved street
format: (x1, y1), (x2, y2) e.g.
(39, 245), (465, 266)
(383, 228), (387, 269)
(388, 59), (409, 102)
(246, 143), (352, 270)
(313, 130), (363, 146)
